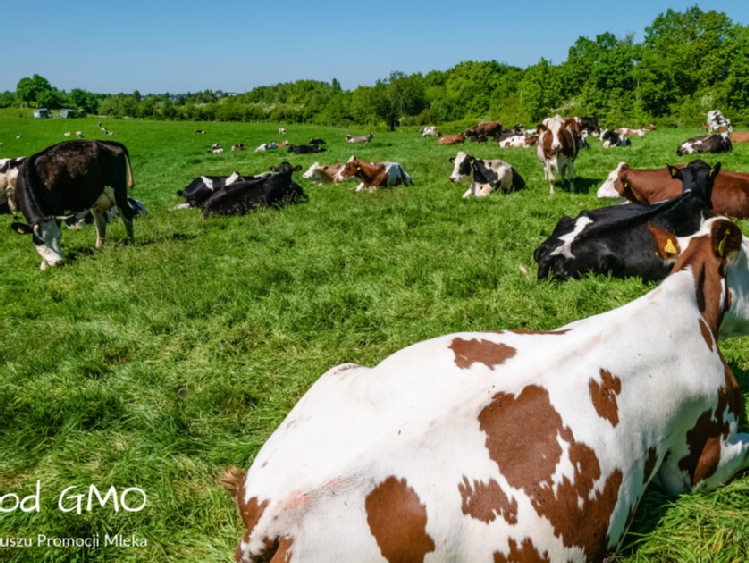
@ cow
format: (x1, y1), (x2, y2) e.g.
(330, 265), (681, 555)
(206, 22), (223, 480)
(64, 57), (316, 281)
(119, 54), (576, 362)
(0, 156), (26, 215)
(498, 135), (536, 148)
(615, 127), (646, 137)
(345, 133), (374, 144)
(466, 134), (488, 143)
(339, 158), (413, 192)
(464, 120), (503, 141)
(278, 127), (287, 135)
(302, 161), (346, 184)
(730, 131), (749, 143)
(222, 213), (749, 563)
(287, 144), (326, 154)
(175, 171), (245, 208)
(535, 159), (718, 281)
(308, 138), (327, 145)
(420, 126), (440, 137)
(536, 115), (581, 194)
(210, 144), (224, 153)
(449, 151), (525, 198)
(597, 161), (749, 218)
(677, 132), (733, 155)
(231, 144), (246, 151)
(254, 143), (278, 152)
(437, 133), (466, 145)
(600, 129), (631, 148)
(579, 116), (601, 136)
(10, 140), (136, 270)
(201, 161), (305, 216)
(707, 110), (732, 134)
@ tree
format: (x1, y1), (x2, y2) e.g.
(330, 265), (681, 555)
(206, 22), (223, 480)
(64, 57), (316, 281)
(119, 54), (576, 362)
(16, 74), (53, 106)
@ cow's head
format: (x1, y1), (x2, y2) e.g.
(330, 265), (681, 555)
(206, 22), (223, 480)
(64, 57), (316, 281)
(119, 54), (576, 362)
(448, 152), (473, 182)
(667, 159), (719, 204)
(596, 162), (629, 200)
(540, 115), (571, 154)
(10, 218), (65, 270)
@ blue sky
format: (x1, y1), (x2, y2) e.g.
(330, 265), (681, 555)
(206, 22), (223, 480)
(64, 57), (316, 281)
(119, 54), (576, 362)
(5, 1), (748, 95)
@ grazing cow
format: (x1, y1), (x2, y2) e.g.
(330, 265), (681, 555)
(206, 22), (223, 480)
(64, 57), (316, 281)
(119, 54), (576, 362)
(600, 129), (631, 148)
(345, 133), (374, 144)
(677, 132), (733, 156)
(287, 144), (326, 154)
(730, 131), (749, 143)
(535, 160), (718, 281)
(464, 120), (503, 141)
(420, 126), (440, 137)
(302, 161), (346, 184)
(339, 158), (413, 191)
(449, 151), (525, 198)
(437, 133), (466, 145)
(707, 110), (732, 134)
(597, 161), (749, 218)
(308, 138), (326, 145)
(579, 116), (601, 135)
(278, 127), (287, 135)
(175, 171), (245, 208)
(201, 161), (305, 216)
(10, 140), (135, 269)
(231, 144), (246, 151)
(536, 115), (581, 194)
(0, 157), (26, 215)
(222, 213), (749, 563)
(254, 143), (278, 152)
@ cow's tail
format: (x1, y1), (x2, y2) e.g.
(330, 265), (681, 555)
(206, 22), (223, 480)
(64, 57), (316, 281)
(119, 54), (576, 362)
(511, 167), (526, 191)
(123, 147), (135, 189)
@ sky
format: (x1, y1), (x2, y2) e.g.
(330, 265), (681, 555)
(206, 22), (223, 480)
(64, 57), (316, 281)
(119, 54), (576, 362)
(4, 1), (749, 95)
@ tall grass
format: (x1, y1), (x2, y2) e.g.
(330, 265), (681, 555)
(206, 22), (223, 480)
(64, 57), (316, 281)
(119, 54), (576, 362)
(1, 118), (748, 561)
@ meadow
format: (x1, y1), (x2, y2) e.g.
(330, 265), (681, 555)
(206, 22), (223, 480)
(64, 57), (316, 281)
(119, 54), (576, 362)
(1, 116), (748, 562)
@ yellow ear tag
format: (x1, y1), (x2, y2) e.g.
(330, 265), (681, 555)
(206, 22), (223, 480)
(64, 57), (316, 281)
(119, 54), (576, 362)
(664, 239), (677, 254)
(718, 229), (731, 257)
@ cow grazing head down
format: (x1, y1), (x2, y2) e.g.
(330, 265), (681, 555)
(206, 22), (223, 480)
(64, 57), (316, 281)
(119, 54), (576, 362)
(224, 215), (749, 562)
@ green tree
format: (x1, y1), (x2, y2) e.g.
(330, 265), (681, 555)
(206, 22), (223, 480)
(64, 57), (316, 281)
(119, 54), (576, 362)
(16, 74), (53, 106)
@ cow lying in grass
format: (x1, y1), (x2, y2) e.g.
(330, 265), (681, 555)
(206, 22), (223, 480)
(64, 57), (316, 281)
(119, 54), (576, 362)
(222, 214), (749, 562)
(339, 157), (413, 192)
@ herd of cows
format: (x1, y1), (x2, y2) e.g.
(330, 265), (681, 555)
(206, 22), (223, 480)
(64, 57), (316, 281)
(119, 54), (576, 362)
(3, 112), (749, 561)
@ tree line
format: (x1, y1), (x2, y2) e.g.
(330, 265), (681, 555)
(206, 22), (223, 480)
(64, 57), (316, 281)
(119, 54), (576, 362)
(3, 6), (748, 130)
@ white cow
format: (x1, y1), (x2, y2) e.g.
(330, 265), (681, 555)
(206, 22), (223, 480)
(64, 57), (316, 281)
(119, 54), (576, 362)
(707, 110), (733, 134)
(223, 216), (749, 562)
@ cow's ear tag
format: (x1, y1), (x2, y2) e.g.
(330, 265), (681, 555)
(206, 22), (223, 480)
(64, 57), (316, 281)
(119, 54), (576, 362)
(669, 166), (678, 178)
(718, 228), (731, 257)
(664, 238), (677, 254)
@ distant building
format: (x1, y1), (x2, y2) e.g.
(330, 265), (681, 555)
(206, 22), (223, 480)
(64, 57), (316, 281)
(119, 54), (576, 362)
(33, 108), (50, 119)
(60, 108), (75, 118)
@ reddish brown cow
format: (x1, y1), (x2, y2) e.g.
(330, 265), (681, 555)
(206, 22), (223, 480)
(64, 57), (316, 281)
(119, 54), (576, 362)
(339, 158), (413, 191)
(730, 131), (749, 143)
(437, 133), (466, 145)
(597, 161), (749, 218)
(464, 121), (503, 140)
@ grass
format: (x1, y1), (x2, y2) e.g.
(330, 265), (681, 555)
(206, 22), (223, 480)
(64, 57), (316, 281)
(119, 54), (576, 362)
(1, 117), (749, 561)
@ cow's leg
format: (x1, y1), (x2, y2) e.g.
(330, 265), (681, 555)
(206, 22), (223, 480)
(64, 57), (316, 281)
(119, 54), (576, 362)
(545, 163), (556, 195)
(113, 191), (136, 244)
(690, 431), (749, 492)
(567, 160), (576, 193)
(92, 208), (107, 248)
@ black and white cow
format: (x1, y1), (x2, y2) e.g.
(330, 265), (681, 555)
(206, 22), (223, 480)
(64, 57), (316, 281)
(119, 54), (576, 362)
(707, 110), (732, 134)
(0, 156), (26, 215)
(533, 159), (719, 281)
(579, 116), (601, 136)
(600, 129), (631, 148)
(10, 140), (136, 269)
(201, 161), (305, 216)
(345, 133), (374, 144)
(420, 126), (440, 137)
(175, 172), (248, 209)
(287, 144), (326, 154)
(677, 132), (733, 155)
(448, 151), (525, 198)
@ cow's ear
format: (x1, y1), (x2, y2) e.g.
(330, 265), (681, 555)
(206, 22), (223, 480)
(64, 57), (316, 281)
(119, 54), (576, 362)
(449, 157), (455, 163)
(712, 219), (742, 259)
(710, 161), (721, 179)
(10, 222), (33, 236)
(647, 222), (681, 260)
(293, 165), (302, 172)
(667, 164), (680, 179)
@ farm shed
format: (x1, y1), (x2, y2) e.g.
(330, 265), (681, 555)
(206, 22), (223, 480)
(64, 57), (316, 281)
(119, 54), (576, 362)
(60, 108), (75, 118)
(33, 108), (49, 118)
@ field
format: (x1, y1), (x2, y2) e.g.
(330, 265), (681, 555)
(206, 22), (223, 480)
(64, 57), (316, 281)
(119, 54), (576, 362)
(1, 116), (749, 562)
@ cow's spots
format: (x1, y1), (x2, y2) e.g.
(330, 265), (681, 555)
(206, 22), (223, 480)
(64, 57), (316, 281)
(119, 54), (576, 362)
(479, 385), (623, 560)
(365, 476), (435, 563)
(699, 319), (715, 351)
(450, 337), (516, 370)
(589, 369), (622, 427)
(238, 494), (269, 538)
(493, 538), (551, 562)
(458, 477), (517, 524)
(643, 447), (659, 484)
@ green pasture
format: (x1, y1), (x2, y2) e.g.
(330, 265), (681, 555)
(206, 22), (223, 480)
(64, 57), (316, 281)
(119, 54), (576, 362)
(1, 117), (748, 561)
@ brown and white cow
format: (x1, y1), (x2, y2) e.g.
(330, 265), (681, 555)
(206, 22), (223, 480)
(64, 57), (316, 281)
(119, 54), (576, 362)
(615, 127), (646, 137)
(536, 115), (581, 194)
(597, 161), (749, 218)
(223, 215), (749, 562)
(339, 157), (413, 191)
(301, 161), (347, 184)
(437, 133), (466, 145)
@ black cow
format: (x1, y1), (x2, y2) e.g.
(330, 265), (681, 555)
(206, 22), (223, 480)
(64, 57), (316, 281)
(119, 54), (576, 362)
(309, 138), (327, 145)
(10, 140), (136, 269)
(287, 144), (326, 154)
(677, 132), (733, 156)
(201, 161), (305, 216)
(176, 171), (247, 208)
(533, 159), (719, 281)
(579, 117), (601, 135)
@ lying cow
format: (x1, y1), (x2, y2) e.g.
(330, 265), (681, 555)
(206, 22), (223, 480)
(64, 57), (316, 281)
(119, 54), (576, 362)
(536, 115), (582, 194)
(201, 161), (305, 216)
(345, 133), (374, 144)
(677, 132), (733, 155)
(339, 157), (413, 192)
(420, 126), (440, 137)
(600, 129), (631, 148)
(437, 133), (466, 145)
(597, 161), (749, 218)
(175, 171), (245, 208)
(615, 127), (646, 137)
(302, 161), (346, 184)
(449, 151), (525, 198)
(223, 214), (749, 563)
(535, 160), (718, 281)
(11, 140), (135, 269)
(498, 135), (532, 148)
(254, 143), (278, 152)
(287, 144), (325, 154)
(730, 131), (749, 143)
